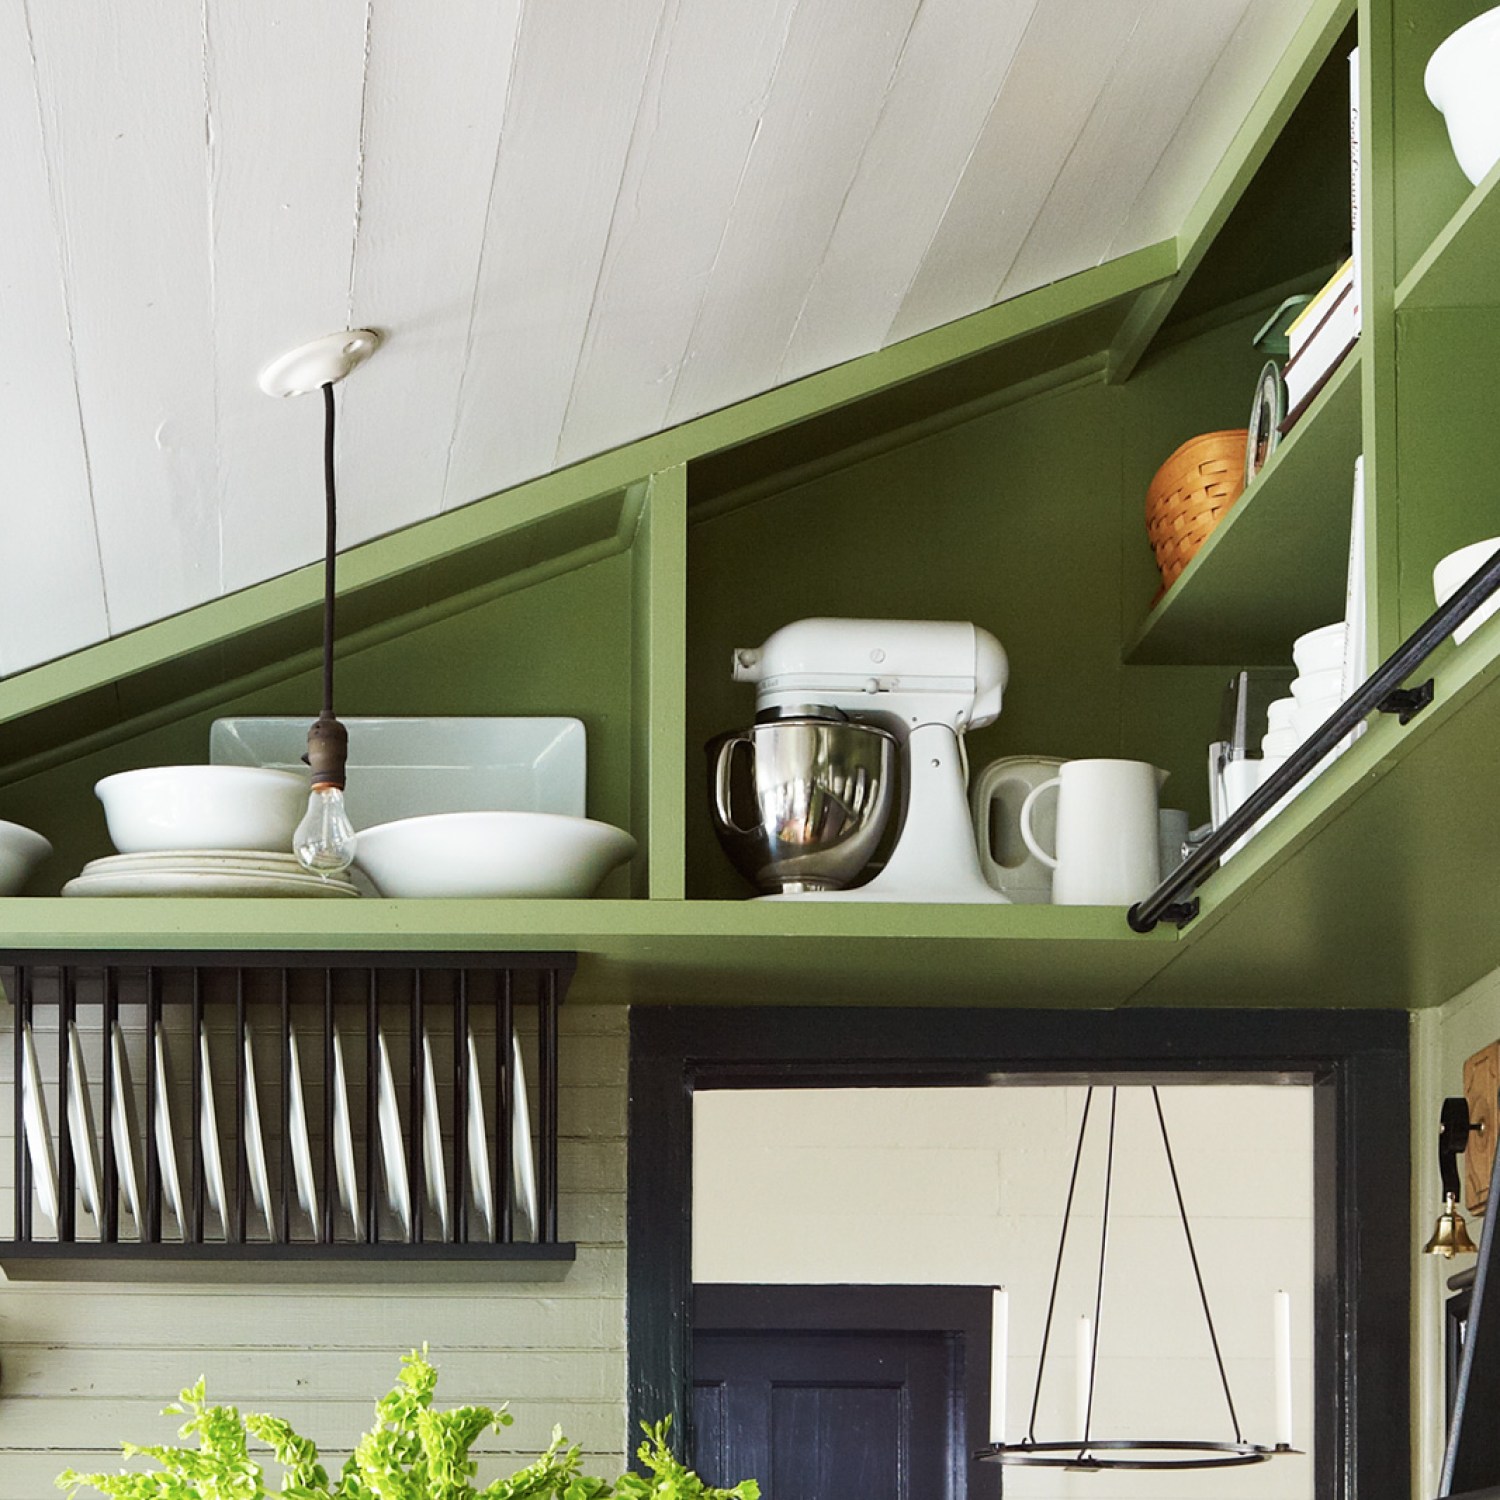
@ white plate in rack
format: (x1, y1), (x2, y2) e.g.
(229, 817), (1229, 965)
(286, 1025), (319, 1233)
(199, 1034), (228, 1231)
(421, 1030), (450, 1242)
(241, 1027), (274, 1240)
(65, 1021), (103, 1227)
(376, 1029), (412, 1241)
(332, 1025), (362, 1240)
(21, 1023), (60, 1231)
(152, 1025), (186, 1239)
(109, 1022), (144, 1234)
(466, 1030), (494, 1242)
(511, 1034), (538, 1242)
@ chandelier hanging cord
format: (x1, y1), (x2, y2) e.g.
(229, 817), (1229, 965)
(1026, 1086), (1095, 1444)
(1082, 1090), (1120, 1450)
(1151, 1086), (1244, 1443)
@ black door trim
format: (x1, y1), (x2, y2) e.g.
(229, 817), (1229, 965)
(627, 1005), (1409, 1500)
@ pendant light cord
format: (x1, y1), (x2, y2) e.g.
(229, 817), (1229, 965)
(321, 381), (337, 720)
(1152, 1086), (1244, 1442)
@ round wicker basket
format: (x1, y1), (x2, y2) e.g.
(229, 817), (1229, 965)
(1144, 429), (1249, 591)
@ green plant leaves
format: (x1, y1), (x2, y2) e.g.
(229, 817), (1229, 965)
(55, 1351), (755, 1500)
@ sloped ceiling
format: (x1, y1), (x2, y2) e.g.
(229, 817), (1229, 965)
(0, 0), (1314, 675)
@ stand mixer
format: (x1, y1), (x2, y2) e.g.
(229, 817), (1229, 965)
(719, 617), (1010, 902)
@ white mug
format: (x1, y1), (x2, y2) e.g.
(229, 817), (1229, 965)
(1019, 759), (1169, 905)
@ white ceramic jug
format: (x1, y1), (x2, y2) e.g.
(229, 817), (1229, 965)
(970, 755), (1066, 902)
(1018, 759), (1168, 905)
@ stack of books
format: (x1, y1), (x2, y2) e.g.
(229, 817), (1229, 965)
(1282, 257), (1358, 419)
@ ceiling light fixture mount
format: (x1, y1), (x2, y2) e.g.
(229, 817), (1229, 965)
(259, 329), (381, 876)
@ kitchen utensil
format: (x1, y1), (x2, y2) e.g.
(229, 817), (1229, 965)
(1292, 622), (1346, 676)
(94, 766), (306, 854)
(109, 1023), (144, 1234)
(1427, 7), (1500, 185)
(1019, 759), (1168, 906)
(708, 716), (898, 894)
(66, 1021), (102, 1227)
(1434, 537), (1500, 644)
(332, 1025), (362, 1239)
(211, 716), (588, 827)
(971, 755), (1067, 902)
(199, 1034), (227, 1232)
(723, 618), (1009, 903)
(354, 811), (635, 899)
(421, 1029), (450, 1242)
(21, 1022), (60, 1231)
(0, 820), (51, 894)
(152, 1025), (186, 1238)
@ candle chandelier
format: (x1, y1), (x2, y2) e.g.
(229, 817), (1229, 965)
(980, 1086), (1299, 1472)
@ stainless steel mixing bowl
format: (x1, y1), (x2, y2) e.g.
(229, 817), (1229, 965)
(706, 716), (898, 894)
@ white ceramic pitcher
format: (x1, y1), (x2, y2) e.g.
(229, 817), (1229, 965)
(1018, 759), (1168, 905)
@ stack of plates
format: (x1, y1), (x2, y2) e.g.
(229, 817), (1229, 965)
(63, 850), (360, 899)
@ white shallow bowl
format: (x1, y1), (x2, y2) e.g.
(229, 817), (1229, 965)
(1265, 696), (1298, 733)
(0, 820), (52, 894)
(1427, 6), (1500, 186)
(95, 765), (307, 854)
(1261, 728), (1301, 758)
(1291, 622), (1346, 676)
(354, 811), (637, 899)
(1434, 536), (1500, 643)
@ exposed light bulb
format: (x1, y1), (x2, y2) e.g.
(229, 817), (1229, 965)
(294, 782), (358, 875)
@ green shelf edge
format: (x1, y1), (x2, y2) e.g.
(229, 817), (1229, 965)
(1124, 350), (1364, 665)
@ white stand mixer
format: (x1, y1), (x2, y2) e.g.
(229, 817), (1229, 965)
(731, 618), (1010, 903)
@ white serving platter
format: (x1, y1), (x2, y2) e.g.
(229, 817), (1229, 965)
(209, 717), (586, 830)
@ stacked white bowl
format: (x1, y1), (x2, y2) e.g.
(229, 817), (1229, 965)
(1259, 621), (1348, 784)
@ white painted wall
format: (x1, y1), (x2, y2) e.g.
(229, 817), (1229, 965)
(694, 1083), (1314, 1500)
(0, 1003), (627, 1498)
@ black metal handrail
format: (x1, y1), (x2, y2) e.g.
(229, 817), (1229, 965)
(1128, 545), (1500, 933)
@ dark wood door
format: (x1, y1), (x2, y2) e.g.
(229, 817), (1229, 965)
(692, 1285), (999, 1500)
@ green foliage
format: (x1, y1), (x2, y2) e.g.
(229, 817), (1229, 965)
(56, 1351), (754, 1500)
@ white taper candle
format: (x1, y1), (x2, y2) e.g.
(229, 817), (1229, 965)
(1077, 1314), (1093, 1434)
(1274, 1290), (1293, 1446)
(990, 1288), (1008, 1444)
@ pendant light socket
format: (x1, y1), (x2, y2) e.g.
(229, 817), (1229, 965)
(259, 330), (381, 398)
(305, 714), (350, 790)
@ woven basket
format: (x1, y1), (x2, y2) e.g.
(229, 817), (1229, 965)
(1144, 429), (1248, 590)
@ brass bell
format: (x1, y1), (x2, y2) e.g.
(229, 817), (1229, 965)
(1424, 1191), (1478, 1258)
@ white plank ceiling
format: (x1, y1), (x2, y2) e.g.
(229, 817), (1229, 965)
(0, 0), (1313, 673)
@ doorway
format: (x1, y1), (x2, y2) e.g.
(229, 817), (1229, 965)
(627, 1006), (1409, 1498)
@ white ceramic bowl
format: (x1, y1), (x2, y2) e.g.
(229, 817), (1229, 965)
(95, 765), (307, 854)
(0, 820), (52, 894)
(1290, 669), (1344, 706)
(1261, 728), (1301, 758)
(1265, 696), (1298, 733)
(1434, 536), (1500, 643)
(1292, 622), (1346, 677)
(1427, 7), (1500, 186)
(354, 811), (637, 898)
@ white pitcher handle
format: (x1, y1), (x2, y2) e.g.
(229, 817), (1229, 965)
(1018, 778), (1060, 869)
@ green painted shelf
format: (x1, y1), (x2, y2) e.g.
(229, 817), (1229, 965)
(1396, 155), (1500, 310)
(1124, 351), (1363, 666)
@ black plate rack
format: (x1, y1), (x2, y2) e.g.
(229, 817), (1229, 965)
(1, 950), (575, 1275)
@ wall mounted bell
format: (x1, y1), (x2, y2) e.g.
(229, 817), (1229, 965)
(1425, 1191), (1479, 1258)
(1424, 1097), (1484, 1257)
